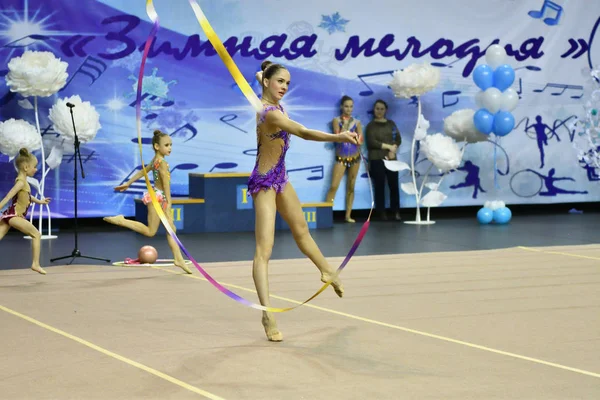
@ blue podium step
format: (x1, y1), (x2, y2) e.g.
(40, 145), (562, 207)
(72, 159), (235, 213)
(189, 172), (255, 232)
(134, 197), (205, 234)
(134, 172), (333, 233)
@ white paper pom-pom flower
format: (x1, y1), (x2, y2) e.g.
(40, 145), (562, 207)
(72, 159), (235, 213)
(49, 95), (101, 144)
(0, 119), (41, 157)
(414, 113), (430, 140)
(421, 190), (447, 207)
(6, 51), (68, 98)
(420, 133), (462, 173)
(443, 109), (488, 143)
(388, 63), (441, 99)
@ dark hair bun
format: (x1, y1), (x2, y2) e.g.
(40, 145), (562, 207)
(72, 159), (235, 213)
(19, 148), (29, 157)
(153, 130), (162, 136)
(261, 60), (272, 72)
(341, 95), (353, 105)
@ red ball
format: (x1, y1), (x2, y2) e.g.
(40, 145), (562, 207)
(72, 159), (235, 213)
(138, 245), (158, 264)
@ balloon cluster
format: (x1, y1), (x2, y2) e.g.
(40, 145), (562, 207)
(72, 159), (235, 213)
(472, 45), (518, 137)
(477, 201), (512, 225)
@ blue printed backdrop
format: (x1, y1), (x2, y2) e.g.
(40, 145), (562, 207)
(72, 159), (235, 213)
(0, 0), (599, 218)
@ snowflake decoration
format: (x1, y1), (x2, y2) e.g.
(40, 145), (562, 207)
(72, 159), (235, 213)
(155, 109), (184, 130)
(318, 12), (349, 34)
(286, 20), (349, 75)
(144, 100), (200, 137)
(128, 68), (177, 99)
(572, 68), (600, 173)
(108, 43), (148, 72)
(126, 67), (177, 112)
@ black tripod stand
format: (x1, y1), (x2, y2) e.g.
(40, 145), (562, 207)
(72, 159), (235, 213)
(50, 102), (111, 265)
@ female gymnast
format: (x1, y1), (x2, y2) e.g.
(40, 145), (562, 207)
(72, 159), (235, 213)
(325, 95), (363, 223)
(104, 130), (191, 274)
(251, 61), (358, 341)
(0, 148), (51, 274)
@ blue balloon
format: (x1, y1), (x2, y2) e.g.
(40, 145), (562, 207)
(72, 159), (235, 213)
(477, 207), (494, 224)
(493, 64), (515, 91)
(493, 111), (515, 136)
(473, 64), (494, 90)
(493, 207), (512, 224)
(473, 109), (494, 134)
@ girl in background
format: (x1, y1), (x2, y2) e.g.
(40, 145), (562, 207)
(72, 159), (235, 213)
(104, 130), (191, 274)
(325, 95), (363, 223)
(0, 148), (51, 274)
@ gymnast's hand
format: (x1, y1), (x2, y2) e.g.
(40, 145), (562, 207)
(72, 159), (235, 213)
(114, 184), (129, 192)
(339, 131), (359, 145)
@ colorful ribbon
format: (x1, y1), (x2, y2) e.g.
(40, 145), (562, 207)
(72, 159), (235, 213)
(187, 0), (262, 113)
(138, 0), (373, 312)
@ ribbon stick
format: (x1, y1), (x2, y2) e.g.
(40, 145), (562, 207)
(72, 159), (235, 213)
(138, 0), (373, 313)
(187, 0), (262, 113)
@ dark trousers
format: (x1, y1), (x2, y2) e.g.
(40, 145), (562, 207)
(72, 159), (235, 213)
(369, 159), (399, 214)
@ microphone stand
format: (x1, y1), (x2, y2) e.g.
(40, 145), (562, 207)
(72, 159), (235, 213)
(50, 102), (110, 265)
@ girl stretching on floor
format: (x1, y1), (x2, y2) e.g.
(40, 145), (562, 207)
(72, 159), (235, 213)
(104, 130), (191, 274)
(251, 61), (358, 342)
(0, 148), (51, 274)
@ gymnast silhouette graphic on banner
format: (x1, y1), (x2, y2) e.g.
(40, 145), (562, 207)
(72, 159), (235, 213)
(526, 168), (588, 196)
(450, 160), (486, 199)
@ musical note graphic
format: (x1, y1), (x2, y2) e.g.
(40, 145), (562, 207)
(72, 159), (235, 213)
(170, 163), (198, 177)
(142, 99), (176, 120)
(356, 70), (394, 96)
(2, 34), (50, 48)
(516, 78), (523, 98)
(61, 56), (108, 91)
(533, 83), (584, 99)
(130, 122), (198, 144)
(430, 59), (462, 69)
(288, 165), (324, 181)
(170, 123), (198, 142)
(512, 66), (542, 99)
(442, 90), (461, 108)
(129, 93), (158, 108)
(515, 65), (543, 72)
(209, 162), (238, 172)
(528, 0), (563, 26)
(220, 113), (247, 133)
(40, 124), (60, 138)
(63, 150), (98, 164)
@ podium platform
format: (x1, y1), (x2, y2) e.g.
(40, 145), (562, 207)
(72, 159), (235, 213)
(134, 172), (333, 233)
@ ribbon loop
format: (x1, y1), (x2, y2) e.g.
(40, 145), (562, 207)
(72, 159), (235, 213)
(136, 0), (373, 312)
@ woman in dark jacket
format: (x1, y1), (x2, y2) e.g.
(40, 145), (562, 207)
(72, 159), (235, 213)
(365, 99), (401, 221)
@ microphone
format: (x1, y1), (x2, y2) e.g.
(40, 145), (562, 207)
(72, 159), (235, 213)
(66, 102), (75, 108)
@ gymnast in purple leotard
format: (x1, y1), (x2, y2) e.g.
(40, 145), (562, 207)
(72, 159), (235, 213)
(247, 103), (290, 195)
(325, 95), (364, 224)
(250, 60), (359, 342)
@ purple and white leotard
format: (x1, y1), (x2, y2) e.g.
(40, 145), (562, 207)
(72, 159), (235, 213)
(247, 104), (290, 195)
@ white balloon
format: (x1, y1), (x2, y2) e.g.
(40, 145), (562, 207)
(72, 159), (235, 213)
(485, 44), (507, 69)
(500, 88), (519, 111)
(475, 91), (485, 108)
(482, 87), (502, 113)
